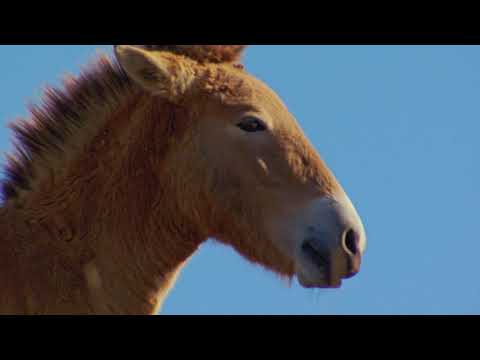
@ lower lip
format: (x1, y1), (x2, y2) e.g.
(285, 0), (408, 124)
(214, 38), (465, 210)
(326, 280), (342, 289)
(298, 275), (342, 289)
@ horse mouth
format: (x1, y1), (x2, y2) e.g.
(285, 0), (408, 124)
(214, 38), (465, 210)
(302, 241), (330, 268)
(297, 242), (343, 289)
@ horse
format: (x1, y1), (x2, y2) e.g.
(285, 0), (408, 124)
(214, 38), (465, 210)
(0, 45), (366, 314)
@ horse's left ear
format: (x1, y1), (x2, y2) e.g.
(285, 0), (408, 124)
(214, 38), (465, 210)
(114, 45), (195, 102)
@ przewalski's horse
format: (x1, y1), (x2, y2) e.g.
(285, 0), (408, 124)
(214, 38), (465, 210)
(0, 45), (366, 314)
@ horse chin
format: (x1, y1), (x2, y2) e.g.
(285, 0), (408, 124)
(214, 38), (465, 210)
(296, 271), (343, 289)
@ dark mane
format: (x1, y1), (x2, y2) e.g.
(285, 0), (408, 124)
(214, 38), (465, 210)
(1, 54), (134, 201)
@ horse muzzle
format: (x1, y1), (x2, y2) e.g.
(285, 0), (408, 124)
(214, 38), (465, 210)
(295, 193), (366, 288)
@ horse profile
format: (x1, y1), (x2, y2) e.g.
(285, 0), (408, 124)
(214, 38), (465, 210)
(0, 45), (366, 314)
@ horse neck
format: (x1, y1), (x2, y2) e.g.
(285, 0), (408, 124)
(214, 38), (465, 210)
(0, 89), (204, 315)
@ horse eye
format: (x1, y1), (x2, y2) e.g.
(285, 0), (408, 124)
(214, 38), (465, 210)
(237, 117), (266, 133)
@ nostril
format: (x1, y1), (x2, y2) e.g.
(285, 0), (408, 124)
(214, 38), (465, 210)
(343, 229), (359, 256)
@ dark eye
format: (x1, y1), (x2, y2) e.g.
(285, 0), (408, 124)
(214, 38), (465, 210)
(237, 117), (266, 133)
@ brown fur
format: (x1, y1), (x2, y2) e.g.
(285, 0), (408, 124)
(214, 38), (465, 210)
(140, 45), (247, 64)
(0, 45), (340, 314)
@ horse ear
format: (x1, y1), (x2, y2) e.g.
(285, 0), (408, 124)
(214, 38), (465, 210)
(114, 45), (195, 102)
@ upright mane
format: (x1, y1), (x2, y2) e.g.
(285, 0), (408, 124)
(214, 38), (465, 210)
(0, 45), (247, 202)
(0, 55), (133, 201)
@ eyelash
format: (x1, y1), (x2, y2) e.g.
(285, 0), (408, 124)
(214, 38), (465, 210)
(237, 117), (267, 133)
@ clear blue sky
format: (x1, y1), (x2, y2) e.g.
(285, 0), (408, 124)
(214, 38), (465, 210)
(1, 45), (479, 315)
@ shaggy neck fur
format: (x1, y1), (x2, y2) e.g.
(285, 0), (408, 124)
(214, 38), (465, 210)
(0, 55), (204, 314)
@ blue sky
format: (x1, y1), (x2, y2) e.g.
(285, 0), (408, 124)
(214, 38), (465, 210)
(0, 45), (479, 315)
